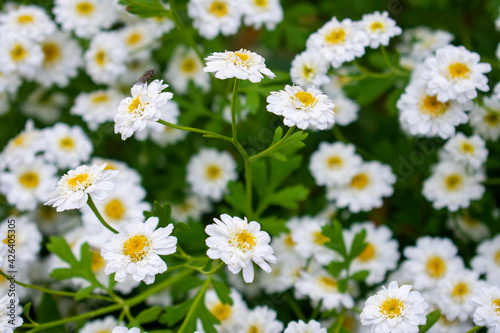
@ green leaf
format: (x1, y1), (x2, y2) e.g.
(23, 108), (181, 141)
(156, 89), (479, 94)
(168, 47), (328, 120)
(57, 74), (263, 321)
(270, 152), (287, 161)
(350, 270), (370, 281)
(337, 278), (348, 293)
(23, 303), (36, 325)
(118, 0), (170, 17)
(37, 294), (62, 325)
(349, 229), (368, 261)
(245, 90), (260, 114)
(258, 216), (287, 235)
(269, 155), (302, 189)
(322, 221), (346, 258)
(137, 306), (163, 324)
(271, 126), (284, 145)
(272, 131), (308, 156)
(224, 182), (247, 215)
(268, 185), (309, 209)
(173, 222), (191, 236)
(74, 286), (96, 301)
(160, 299), (194, 326)
(252, 159), (268, 200)
(344, 77), (396, 106)
(154, 201), (174, 227)
(327, 261), (345, 278)
(212, 279), (233, 305)
(419, 310), (441, 333)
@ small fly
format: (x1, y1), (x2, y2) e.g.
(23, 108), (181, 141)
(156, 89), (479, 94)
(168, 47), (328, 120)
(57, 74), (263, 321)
(137, 69), (154, 84)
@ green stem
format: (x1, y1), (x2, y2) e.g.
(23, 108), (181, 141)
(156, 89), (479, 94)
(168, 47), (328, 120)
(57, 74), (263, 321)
(231, 78), (241, 140)
(0, 270), (112, 302)
(178, 275), (212, 333)
(284, 292), (306, 321)
(245, 159), (253, 219)
(380, 45), (406, 75)
(87, 196), (118, 234)
(157, 119), (232, 142)
(249, 126), (296, 162)
(465, 326), (484, 333)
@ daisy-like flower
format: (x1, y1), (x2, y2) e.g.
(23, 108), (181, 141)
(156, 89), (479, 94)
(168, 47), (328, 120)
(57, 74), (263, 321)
(321, 77), (360, 126)
(241, 306), (283, 333)
(306, 17), (369, 68)
(112, 327), (142, 333)
(401, 236), (464, 290)
(187, 0), (242, 39)
(205, 214), (276, 283)
(119, 23), (158, 60)
(171, 193), (211, 222)
(166, 45), (210, 94)
(21, 89), (68, 124)
(360, 281), (429, 333)
(284, 320), (327, 333)
(0, 34), (43, 79)
(326, 161), (396, 213)
(240, 0), (283, 30)
(0, 5), (57, 41)
(470, 100), (500, 141)
(186, 148), (237, 201)
(41, 123), (93, 169)
(309, 142), (363, 187)
(32, 31), (82, 88)
(53, 0), (119, 38)
(71, 89), (124, 130)
(205, 288), (248, 332)
(469, 285), (500, 331)
(290, 51), (330, 89)
(447, 211), (490, 243)
(114, 79), (174, 140)
(91, 157), (142, 185)
(0, 158), (57, 211)
(0, 295), (23, 332)
(45, 163), (119, 212)
(0, 69), (22, 94)
(102, 217), (177, 284)
(344, 222), (400, 286)
(422, 45), (491, 104)
(397, 79), (469, 139)
(84, 32), (127, 85)
(80, 316), (117, 333)
(204, 49), (275, 83)
(0, 120), (44, 169)
(0, 217), (42, 266)
(471, 234), (500, 284)
(360, 11), (402, 49)
(440, 132), (488, 170)
(422, 161), (484, 212)
(267, 85), (335, 130)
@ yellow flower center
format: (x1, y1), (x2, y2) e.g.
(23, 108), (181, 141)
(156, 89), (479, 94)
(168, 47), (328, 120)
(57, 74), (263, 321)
(451, 282), (468, 299)
(302, 65), (314, 79)
(91, 251), (105, 271)
(284, 234), (295, 247)
(181, 58), (197, 73)
(127, 33), (142, 46)
(318, 276), (338, 291)
(95, 50), (106, 67)
(212, 303), (231, 321)
(231, 230), (257, 251)
(91, 93), (109, 104)
(205, 164), (222, 180)
(460, 141), (474, 154)
(76, 2), (94, 16)
(104, 199), (125, 220)
(426, 256), (446, 278)
(67, 173), (90, 189)
(59, 136), (75, 150)
(128, 97), (142, 113)
(462, 213), (479, 226)
(448, 63), (470, 79)
(325, 28), (346, 45)
(19, 171), (39, 188)
(42, 42), (60, 64)
(248, 325), (260, 333)
(484, 113), (500, 126)
(313, 231), (328, 245)
(209, 1), (228, 17)
(123, 234), (151, 262)
(358, 243), (375, 261)
(104, 164), (117, 171)
(12, 134), (26, 147)
(295, 91), (316, 108)
(350, 173), (369, 189)
(10, 44), (27, 62)
(380, 298), (404, 318)
(370, 21), (385, 32)
(254, 0), (268, 8)
(17, 15), (34, 24)
(235, 52), (249, 62)
(327, 156), (343, 169)
(494, 250), (500, 266)
(445, 174), (462, 191)
(492, 299), (500, 315)
(421, 95), (448, 117)
(39, 206), (56, 220)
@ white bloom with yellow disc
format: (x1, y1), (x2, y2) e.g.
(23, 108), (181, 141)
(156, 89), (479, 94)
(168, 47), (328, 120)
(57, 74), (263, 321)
(360, 11), (402, 49)
(441, 132), (488, 170)
(187, 0), (242, 39)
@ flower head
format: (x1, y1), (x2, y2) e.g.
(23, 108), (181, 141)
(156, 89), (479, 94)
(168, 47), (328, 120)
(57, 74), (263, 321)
(187, 0), (242, 39)
(469, 285), (500, 331)
(360, 11), (402, 49)
(0, 295), (23, 333)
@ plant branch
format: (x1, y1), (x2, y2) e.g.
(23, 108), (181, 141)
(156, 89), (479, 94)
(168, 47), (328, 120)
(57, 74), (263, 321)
(87, 196), (118, 234)
(157, 119), (232, 142)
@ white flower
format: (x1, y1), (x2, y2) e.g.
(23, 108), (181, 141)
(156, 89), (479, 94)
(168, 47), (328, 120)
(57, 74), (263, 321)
(401, 236), (464, 290)
(284, 320), (327, 333)
(470, 100), (500, 141)
(0, 295), (23, 333)
(0, 33), (43, 79)
(166, 45), (210, 94)
(344, 222), (400, 286)
(0, 69), (22, 94)
(204, 288), (248, 333)
(360, 281), (429, 333)
(42, 123), (93, 169)
(80, 316), (117, 333)
(0, 216), (42, 266)
(186, 148), (237, 201)
(422, 45), (491, 104)
(205, 214), (276, 283)
(447, 211), (490, 243)
(33, 31), (82, 88)
(240, 0), (283, 30)
(71, 89), (124, 131)
(45, 163), (119, 212)
(397, 79), (469, 139)
(114, 79), (174, 140)
(119, 22), (158, 60)
(469, 285), (500, 331)
(53, 0), (119, 38)
(102, 217), (177, 284)
(441, 132), (488, 170)
(306, 17), (369, 68)
(171, 194), (211, 222)
(360, 11), (402, 49)
(422, 161), (484, 212)
(204, 49), (275, 83)
(290, 51), (330, 89)
(0, 5), (56, 41)
(143, 121), (188, 147)
(85, 32), (127, 85)
(21, 89), (67, 124)
(326, 161), (396, 213)
(240, 306), (283, 333)
(321, 77), (360, 126)
(112, 327), (142, 333)
(91, 157), (142, 185)
(0, 158), (57, 211)
(0, 120), (44, 169)
(267, 85), (335, 130)
(187, 0), (242, 39)
(471, 234), (500, 284)
(309, 141), (363, 187)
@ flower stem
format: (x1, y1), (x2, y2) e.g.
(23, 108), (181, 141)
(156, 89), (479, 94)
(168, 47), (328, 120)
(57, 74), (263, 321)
(465, 326), (484, 333)
(249, 126), (296, 162)
(157, 119), (232, 142)
(87, 196), (118, 234)
(177, 275), (212, 333)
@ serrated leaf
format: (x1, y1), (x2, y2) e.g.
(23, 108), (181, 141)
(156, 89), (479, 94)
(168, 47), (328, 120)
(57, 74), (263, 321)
(23, 303), (36, 325)
(137, 306), (163, 324)
(37, 294), (62, 325)
(173, 222), (191, 235)
(270, 126), (284, 145)
(268, 185), (309, 209)
(154, 201), (174, 227)
(351, 270), (370, 281)
(270, 155), (302, 188)
(327, 261), (345, 278)
(272, 131), (308, 156)
(270, 152), (287, 161)
(349, 229), (368, 261)
(322, 221), (346, 258)
(212, 280), (233, 305)
(337, 279), (348, 293)
(224, 182), (247, 215)
(118, 0), (170, 17)
(419, 310), (441, 333)
(160, 299), (194, 326)
(258, 216), (287, 235)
